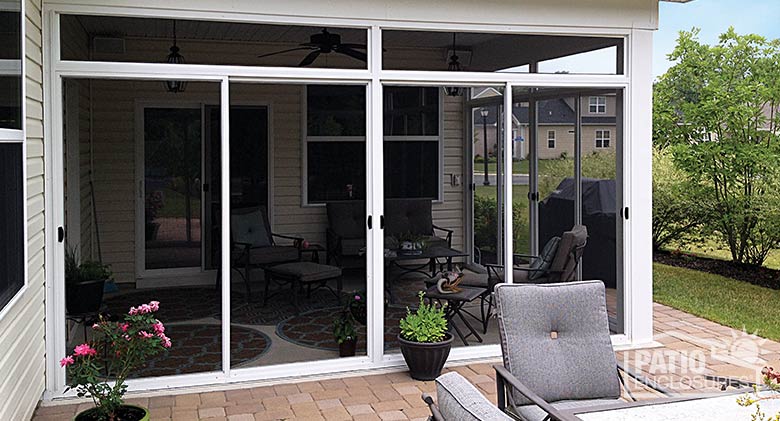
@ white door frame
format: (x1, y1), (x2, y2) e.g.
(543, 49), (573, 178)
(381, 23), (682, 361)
(43, 5), (650, 399)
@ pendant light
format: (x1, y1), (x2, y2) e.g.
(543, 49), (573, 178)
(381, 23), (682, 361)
(164, 20), (187, 93)
(443, 32), (463, 97)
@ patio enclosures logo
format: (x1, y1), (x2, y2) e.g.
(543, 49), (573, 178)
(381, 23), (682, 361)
(620, 328), (772, 397)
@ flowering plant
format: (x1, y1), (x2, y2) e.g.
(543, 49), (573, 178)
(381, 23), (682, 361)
(347, 291), (367, 324)
(62, 301), (171, 420)
(737, 366), (780, 421)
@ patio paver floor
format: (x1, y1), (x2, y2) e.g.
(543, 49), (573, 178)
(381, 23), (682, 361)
(34, 302), (780, 420)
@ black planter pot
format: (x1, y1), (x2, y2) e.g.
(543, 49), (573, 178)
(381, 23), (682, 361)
(398, 333), (454, 381)
(338, 337), (357, 357)
(66, 278), (106, 315)
(74, 404), (149, 421)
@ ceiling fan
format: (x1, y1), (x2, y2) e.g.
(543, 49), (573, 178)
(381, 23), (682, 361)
(257, 28), (367, 66)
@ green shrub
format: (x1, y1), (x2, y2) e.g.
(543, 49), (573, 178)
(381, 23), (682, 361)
(399, 292), (448, 343)
(652, 148), (705, 251)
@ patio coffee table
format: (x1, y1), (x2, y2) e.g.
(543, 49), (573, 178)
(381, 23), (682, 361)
(264, 262), (342, 313)
(424, 285), (486, 346)
(385, 246), (468, 303)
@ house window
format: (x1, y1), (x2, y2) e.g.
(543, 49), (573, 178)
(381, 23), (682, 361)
(589, 96), (606, 114)
(596, 130), (611, 148)
(0, 144), (24, 311)
(304, 85), (440, 204)
(0, 0), (24, 314)
(547, 130), (556, 149)
(0, 2), (23, 130)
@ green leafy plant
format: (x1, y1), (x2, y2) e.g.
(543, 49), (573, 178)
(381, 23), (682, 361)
(65, 248), (112, 285)
(399, 292), (448, 343)
(333, 311), (357, 344)
(62, 301), (171, 421)
(347, 291), (367, 324)
(737, 366), (780, 421)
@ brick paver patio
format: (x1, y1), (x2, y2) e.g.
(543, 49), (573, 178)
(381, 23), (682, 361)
(34, 303), (780, 421)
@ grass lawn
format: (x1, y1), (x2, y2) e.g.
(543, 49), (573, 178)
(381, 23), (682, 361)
(653, 262), (780, 341)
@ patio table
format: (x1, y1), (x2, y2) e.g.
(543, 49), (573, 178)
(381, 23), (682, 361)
(384, 246), (468, 303)
(564, 390), (780, 420)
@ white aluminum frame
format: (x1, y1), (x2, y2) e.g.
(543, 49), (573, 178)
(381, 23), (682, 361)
(42, 4), (652, 399)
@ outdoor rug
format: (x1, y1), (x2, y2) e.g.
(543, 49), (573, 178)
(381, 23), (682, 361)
(275, 305), (409, 352)
(104, 287), (344, 325)
(132, 324), (271, 378)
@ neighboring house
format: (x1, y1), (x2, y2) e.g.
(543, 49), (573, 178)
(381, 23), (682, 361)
(473, 94), (618, 163)
(0, 0), (689, 418)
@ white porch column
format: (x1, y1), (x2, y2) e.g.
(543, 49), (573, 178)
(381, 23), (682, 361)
(627, 29), (654, 345)
(368, 26), (384, 363)
(220, 77), (232, 374)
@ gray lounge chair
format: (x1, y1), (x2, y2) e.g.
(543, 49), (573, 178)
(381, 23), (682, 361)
(216, 207), (302, 300)
(493, 281), (633, 420)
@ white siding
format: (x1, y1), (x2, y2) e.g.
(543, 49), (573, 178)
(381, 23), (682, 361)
(0, 1), (47, 420)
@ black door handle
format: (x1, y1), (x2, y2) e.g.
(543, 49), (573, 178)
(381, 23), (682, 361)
(380, 215), (385, 229)
(58, 226), (65, 243)
(367, 215), (372, 229)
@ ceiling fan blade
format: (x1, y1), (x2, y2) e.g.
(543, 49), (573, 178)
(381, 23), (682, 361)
(257, 46), (313, 59)
(339, 43), (368, 49)
(298, 50), (321, 67)
(336, 46), (367, 62)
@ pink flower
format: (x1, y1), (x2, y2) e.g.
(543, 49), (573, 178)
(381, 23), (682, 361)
(149, 301), (160, 312)
(60, 356), (74, 367)
(92, 323), (100, 330)
(128, 306), (138, 315)
(119, 323), (129, 333)
(123, 334), (131, 341)
(160, 334), (172, 348)
(139, 331), (154, 339)
(73, 344), (97, 357)
(354, 295), (361, 301)
(152, 322), (165, 335)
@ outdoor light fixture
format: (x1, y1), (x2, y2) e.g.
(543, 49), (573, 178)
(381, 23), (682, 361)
(443, 33), (463, 97)
(164, 20), (187, 93)
(480, 107), (490, 185)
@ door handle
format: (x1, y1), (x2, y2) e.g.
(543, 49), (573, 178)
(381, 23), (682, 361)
(58, 226), (65, 243)
(367, 215), (372, 230)
(380, 215), (385, 230)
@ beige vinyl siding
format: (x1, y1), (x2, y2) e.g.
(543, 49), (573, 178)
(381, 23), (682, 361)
(0, 0), (47, 420)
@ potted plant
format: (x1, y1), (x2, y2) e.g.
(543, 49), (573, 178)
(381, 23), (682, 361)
(347, 291), (367, 324)
(65, 248), (112, 316)
(398, 292), (453, 380)
(62, 300), (172, 421)
(333, 310), (358, 357)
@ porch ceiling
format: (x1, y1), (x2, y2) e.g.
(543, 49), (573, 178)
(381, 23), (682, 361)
(68, 14), (620, 70)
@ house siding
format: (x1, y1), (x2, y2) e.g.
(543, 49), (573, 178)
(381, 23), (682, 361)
(0, 0), (47, 420)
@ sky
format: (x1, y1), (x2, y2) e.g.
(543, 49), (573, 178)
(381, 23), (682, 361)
(654, 0), (780, 78)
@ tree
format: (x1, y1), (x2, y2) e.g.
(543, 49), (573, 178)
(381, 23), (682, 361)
(651, 148), (704, 251)
(654, 28), (780, 266)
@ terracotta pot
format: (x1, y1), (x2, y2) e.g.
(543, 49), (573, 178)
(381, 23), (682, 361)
(74, 404), (150, 421)
(398, 333), (454, 381)
(338, 337), (357, 357)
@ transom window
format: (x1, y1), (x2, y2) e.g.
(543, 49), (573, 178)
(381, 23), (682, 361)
(596, 129), (611, 148)
(304, 85), (441, 205)
(589, 96), (607, 114)
(547, 130), (556, 149)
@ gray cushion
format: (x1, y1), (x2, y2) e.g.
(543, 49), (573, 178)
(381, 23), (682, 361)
(385, 198), (433, 237)
(327, 201), (366, 239)
(270, 262), (342, 282)
(489, 266), (535, 284)
(494, 281), (620, 407)
(550, 225), (587, 282)
(231, 209), (271, 247)
(528, 236), (560, 280)
(435, 372), (513, 421)
(513, 398), (622, 421)
(244, 246), (299, 265)
(459, 271), (489, 288)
